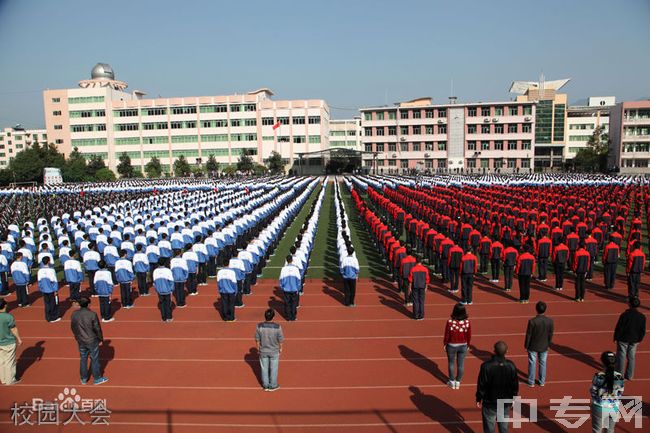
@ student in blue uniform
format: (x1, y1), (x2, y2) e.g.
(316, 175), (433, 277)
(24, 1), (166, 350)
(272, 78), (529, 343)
(115, 249), (134, 309)
(94, 261), (115, 322)
(280, 255), (301, 321)
(37, 257), (60, 322)
(10, 252), (30, 307)
(132, 244), (150, 296)
(153, 263), (174, 322)
(217, 266), (238, 322)
(170, 249), (188, 308)
(64, 250), (84, 302)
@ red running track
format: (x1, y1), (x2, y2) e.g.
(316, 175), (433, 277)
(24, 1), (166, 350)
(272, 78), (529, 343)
(0, 271), (648, 432)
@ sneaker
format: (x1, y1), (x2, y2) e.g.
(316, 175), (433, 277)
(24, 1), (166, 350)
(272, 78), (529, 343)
(268, 385), (280, 392)
(124, 305), (134, 309)
(177, 304), (187, 308)
(539, 383), (545, 387)
(104, 318), (115, 322)
(454, 381), (460, 389)
(189, 292), (199, 296)
(405, 302), (413, 307)
(93, 377), (109, 385)
(527, 383), (535, 388)
(8, 378), (21, 385)
(263, 387), (271, 392)
(80, 378), (88, 385)
(226, 318), (237, 322)
(235, 304), (245, 308)
(459, 301), (467, 305)
(141, 293), (151, 297)
(50, 317), (62, 323)
(447, 380), (455, 388)
(468, 302), (473, 305)
(165, 318), (174, 322)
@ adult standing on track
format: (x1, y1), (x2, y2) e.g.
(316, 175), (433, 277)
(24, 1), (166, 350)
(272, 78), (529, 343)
(515, 247), (535, 304)
(340, 247), (360, 307)
(70, 297), (108, 385)
(573, 243), (590, 302)
(524, 301), (553, 387)
(444, 303), (471, 389)
(280, 256), (301, 321)
(613, 296), (646, 380)
(0, 299), (22, 385)
(626, 243), (645, 299)
(602, 239), (620, 290)
(408, 256), (429, 320)
(255, 309), (284, 391)
(476, 341), (519, 433)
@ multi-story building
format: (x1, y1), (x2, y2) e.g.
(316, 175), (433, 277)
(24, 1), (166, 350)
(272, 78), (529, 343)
(0, 126), (48, 168)
(329, 118), (362, 150)
(43, 63), (329, 174)
(511, 78), (569, 169)
(359, 97), (535, 174)
(565, 97), (614, 160)
(608, 100), (650, 173)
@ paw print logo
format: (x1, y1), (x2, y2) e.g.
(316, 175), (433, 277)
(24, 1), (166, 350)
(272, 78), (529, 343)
(57, 387), (82, 410)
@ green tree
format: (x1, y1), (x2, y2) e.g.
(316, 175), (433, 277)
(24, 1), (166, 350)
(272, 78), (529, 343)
(236, 149), (254, 173)
(116, 152), (135, 178)
(572, 126), (609, 173)
(253, 163), (267, 175)
(62, 147), (88, 182)
(191, 164), (204, 177)
(205, 154), (218, 175)
(173, 155), (192, 177)
(86, 155), (106, 179)
(267, 151), (284, 174)
(222, 164), (237, 176)
(145, 157), (163, 178)
(94, 167), (116, 182)
(8, 142), (66, 183)
(0, 169), (12, 186)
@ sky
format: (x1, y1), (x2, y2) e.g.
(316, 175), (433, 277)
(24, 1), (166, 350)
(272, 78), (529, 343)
(0, 0), (648, 128)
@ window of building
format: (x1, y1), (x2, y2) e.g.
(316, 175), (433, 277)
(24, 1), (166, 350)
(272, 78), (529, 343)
(412, 143), (421, 151)
(347, 130), (356, 136)
(308, 135), (321, 144)
(171, 135), (198, 143)
(467, 159), (476, 168)
(507, 159), (516, 168)
(400, 126), (408, 135)
(52, 97), (60, 103)
(292, 117), (305, 125)
(244, 118), (257, 126)
(376, 143), (385, 152)
(365, 143), (373, 152)
(388, 112), (396, 120)
(494, 124), (503, 134)
(425, 109), (434, 118)
(294, 135), (306, 143)
(494, 141), (503, 150)
(53, 111), (62, 116)
(523, 105), (532, 116)
(115, 137), (141, 145)
(438, 125), (447, 134)
(495, 106), (504, 116)
(400, 159), (409, 168)
(114, 123), (139, 131)
(54, 125), (62, 130)
(143, 136), (169, 145)
(481, 141), (490, 150)
(438, 159), (446, 168)
(229, 104), (241, 112)
(467, 125), (476, 134)
(68, 96), (104, 104)
(413, 111), (421, 119)
(388, 143), (397, 152)
(522, 124), (531, 133)
(481, 125), (490, 133)
(507, 124), (516, 133)
(388, 159), (397, 166)
(438, 141), (447, 151)
(55, 139), (63, 144)
(376, 127), (385, 136)
(141, 108), (167, 116)
(494, 159), (503, 169)
(376, 112), (384, 120)
(114, 109), (139, 117)
(364, 113), (372, 121)
(400, 111), (409, 119)
(364, 127), (372, 136)
(308, 116), (321, 124)
(508, 141), (517, 150)
(243, 104), (256, 112)
(201, 134), (228, 142)
(425, 125), (433, 134)
(468, 107), (477, 117)
(413, 126), (421, 135)
(400, 143), (408, 152)
(200, 105), (227, 113)
(509, 106), (519, 116)
(480, 159), (489, 168)
(522, 140), (531, 150)
(171, 106), (196, 115)
(481, 107), (490, 117)
(388, 126), (396, 135)
(467, 141), (476, 151)
(278, 117), (290, 125)
(521, 159), (530, 168)
(262, 117), (275, 126)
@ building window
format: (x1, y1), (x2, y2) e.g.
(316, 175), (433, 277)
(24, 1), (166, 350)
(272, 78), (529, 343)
(522, 124), (531, 133)
(438, 141), (447, 151)
(400, 126), (408, 135)
(507, 159), (516, 168)
(494, 124), (503, 134)
(495, 141), (503, 150)
(508, 124), (517, 133)
(68, 96), (104, 104)
(114, 109), (139, 117)
(438, 159), (446, 168)
(388, 126), (396, 135)
(438, 125), (447, 134)
(468, 107), (477, 117)
(230, 119), (243, 128)
(376, 112), (384, 120)
(521, 159), (530, 168)
(467, 125), (476, 134)
(413, 126), (421, 135)
(481, 141), (490, 150)
(54, 125), (62, 130)
(114, 123), (139, 131)
(244, 118), (257, 126)
(52, 97), (60, 103)
(467, 159), (476, 168)
(53, 111), (62, 116)
(55, 139), (63, 144)
(480, 159), (489, 168)
(308, 116), (321, 124)
(292, 117), (306, 125)
(278, 117), (289, 125)
(425, 125), (433, 134)
(413, 111), (421, 119)
(509, 106), (519, 116)
(425, 109), (434, 118)
(229, 105), (241, 112)
(141, 108), (167, 116)
(412, 143), (421, 151)
(400, 111), (409, 119)
(365, 143), (372, 152)
(364, 113), (372, 121)
(400, 143), (408, 152)
(467, 141), (476, 151)
(309, 135), (321, 144)
(494, 159), (503, 169)
(481, 107), (490, 117)
(522, 140), (531, 150)
(376, 143), (385, 152)
(523, 105), (532, 116)
(481, 125), (490, 134)
(376, 127), (384, 136)
(495, 106), (504, 116)
(425, 142), (433, 151)
(200, 105), (227, 113)
(508, 141), (517, 150)
(262, 117), (274, 126)
(388, 112), (396, 120)
(365, 127), (372, 136)
(400, 159), (408, 168)
(243, 104), (256, 112)
(388, 143), (397, 152)
(388, 159), (397, 166)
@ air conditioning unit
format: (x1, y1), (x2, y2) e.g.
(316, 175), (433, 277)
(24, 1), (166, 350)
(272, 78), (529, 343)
(483, 118), (490, 123)
(424, 153), (430, 158)
(437, 119), (445, 124)
(524, 116), (532, 121)
(492, 118), (499, 122)
(392, 153), (397, 158)
(400, 137), (406, 141)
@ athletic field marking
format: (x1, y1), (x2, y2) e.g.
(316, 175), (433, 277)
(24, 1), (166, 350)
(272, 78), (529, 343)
(13, 312), (625, 324)
(17, 350), (650, 363)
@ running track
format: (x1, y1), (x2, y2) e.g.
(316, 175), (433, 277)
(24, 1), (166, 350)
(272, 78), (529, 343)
(1, 268), (649, 433)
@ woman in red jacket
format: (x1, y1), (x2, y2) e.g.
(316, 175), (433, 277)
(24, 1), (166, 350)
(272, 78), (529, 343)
(444, 303), (472, 389)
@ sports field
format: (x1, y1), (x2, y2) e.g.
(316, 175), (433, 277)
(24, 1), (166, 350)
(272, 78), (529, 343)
(0, 178), (648, 433)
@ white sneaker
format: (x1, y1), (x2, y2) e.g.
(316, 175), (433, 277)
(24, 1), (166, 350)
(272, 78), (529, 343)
(447, 380), (454, 388)
(454, 381), (460, 389)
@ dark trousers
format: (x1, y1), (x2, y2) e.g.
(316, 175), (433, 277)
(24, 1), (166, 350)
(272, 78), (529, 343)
(449, 268), (460, 292)
(136, 272), (148, 294)
(87, 270), (96, 294)
(158, 293), (172, 321)
(343, 278), (356, 306)
(402, 278), (410, 303)
(119, 282), (132, 307)
(220, 292), (235, 321)
(554, 262), (565, 289)
(15, 284), (29, 306)
(69, 282), (81, 301)
(207, 256), (217, 277)
(187, 273), (197, 294)
(284, 291), (298, 320)
(43, 292), (59, 322)
(78, 342), (101, 382)
(0, 272), (8, 295)
(537, 258), (548, 280)
(412, 287), (425, 319)
(503, 266), (514, 291)
(627, 272), (640, 298)
(587, 259), (595, 279)
(198, 263), (207, 284)
(235, 281), (243, 306)
(482, 403), (511, 433)
(441, 260), (450, 282)
(604, 262), (616, 289)
(479, 255), (489, 273)
(173, 282), (186, 306)
(518, 275), (531, 301)
(461, 274), (474, 303)
(491, 259), (501, 280)
(575, 272), (586, 300)
(99, 296), (111, 320)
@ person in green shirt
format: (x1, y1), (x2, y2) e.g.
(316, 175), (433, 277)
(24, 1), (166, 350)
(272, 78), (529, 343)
(0, 299), (22, 385)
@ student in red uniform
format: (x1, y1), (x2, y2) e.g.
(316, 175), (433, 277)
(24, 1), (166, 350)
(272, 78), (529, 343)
(552, 242), (570, 291)
(502, 243), (519, 292)
(573, 243), (591, 302)
(478, 235), (492, 275)
(400, 252), (416, 306)
(408, 256), (430, 320)
(536, 236), (552, 282)
(584, 234), (599, 281)
(603, 240), (620, 290)
(516, 246), (536, 304)
(626, 243), (646, 299)
(460, 250), (478, 305)
(489, 239), (504, 283)
(448, 244), (464, 293)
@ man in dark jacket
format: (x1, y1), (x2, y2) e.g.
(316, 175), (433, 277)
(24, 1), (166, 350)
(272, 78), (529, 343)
(408, 256), (430, 320)
(70, 297), (108, 385)
(476, 340), (519, 433)
(524, 301), (554, 387)
(614, 297), (646, 380)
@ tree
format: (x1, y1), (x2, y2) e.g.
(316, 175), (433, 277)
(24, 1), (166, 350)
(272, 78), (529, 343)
(267, 151), (284, 174)
(8, 142), (66, 183)
(572, 126), (609, 173)
(253, 163), (267, 175)
(116, 152), (135, 178)
(86, 155), (106, 179)
(222, 164), (237, 176)
(236, 149), (254, 173)
(94, 168), (116, 182)
(62, 147), (88, 182)
(145, 157), (163, 178)
(205, 154), (218, 175)
(191, 164), (204, 177)
(173, 155), (192, 177)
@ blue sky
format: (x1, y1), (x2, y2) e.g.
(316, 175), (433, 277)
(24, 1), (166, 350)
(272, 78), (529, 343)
(0, 0), (648, 128)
